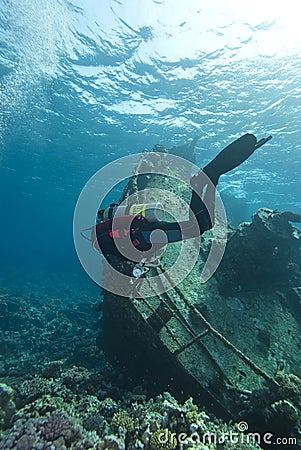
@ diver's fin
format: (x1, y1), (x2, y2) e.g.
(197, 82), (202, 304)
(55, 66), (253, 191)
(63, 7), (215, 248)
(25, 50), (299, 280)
(202, 133), (272, 185)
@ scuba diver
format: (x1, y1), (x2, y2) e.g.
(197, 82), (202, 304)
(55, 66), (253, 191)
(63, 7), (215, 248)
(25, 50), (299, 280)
(90, 133), (272, 277)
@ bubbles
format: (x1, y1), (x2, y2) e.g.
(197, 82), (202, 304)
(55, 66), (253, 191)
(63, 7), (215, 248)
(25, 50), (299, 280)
(0, 0), (69, 137)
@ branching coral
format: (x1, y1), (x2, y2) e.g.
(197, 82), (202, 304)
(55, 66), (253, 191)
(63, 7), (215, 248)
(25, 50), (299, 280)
(149, 429), (177, 450)
(18, 376), (53, 401)
(83, 413), (107, 436)
(0, 411), (82, 449)
(111, 411), (134, 431)
(42, 410), (81, 444)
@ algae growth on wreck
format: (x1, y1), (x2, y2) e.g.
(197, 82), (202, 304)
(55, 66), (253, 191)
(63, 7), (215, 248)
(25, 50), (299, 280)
(0, 0), (300, 449)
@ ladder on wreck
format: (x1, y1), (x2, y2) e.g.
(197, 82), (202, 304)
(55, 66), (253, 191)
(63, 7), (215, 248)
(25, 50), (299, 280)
(116, 148), (280, 411)
(130, 263), (279, 392)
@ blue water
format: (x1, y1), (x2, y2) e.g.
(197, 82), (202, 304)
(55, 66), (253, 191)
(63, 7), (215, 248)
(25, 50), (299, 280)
(0, 0), (300, 282)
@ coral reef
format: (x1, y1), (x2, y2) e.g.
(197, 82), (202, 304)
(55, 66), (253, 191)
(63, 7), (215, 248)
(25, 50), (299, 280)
(18, 376), (54, 401)
(83, 413), (107, 436)
(43, 411), (81, 444)
(111, 410), (134, 431)
(0, 414), (82, 450)
(0, 369), (270, 450)
(41, 360), (66, 379)
(0, 384), (15, 429)
(61, 366), (90, 390)
(149, 428), (177, 450)
(0, 275), (105, 377)
(0, 238), (300, 449)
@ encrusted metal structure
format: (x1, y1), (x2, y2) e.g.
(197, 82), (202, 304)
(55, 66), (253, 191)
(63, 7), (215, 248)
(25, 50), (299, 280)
(101, 143), (301, 421)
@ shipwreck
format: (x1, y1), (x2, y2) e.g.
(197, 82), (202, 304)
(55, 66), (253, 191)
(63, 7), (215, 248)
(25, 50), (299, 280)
(99, 142), (301, 439)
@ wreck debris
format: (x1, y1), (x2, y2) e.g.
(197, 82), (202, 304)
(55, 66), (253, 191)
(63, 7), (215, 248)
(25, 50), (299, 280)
(100, 144), (301, 429)
(217, 208), (301, 295)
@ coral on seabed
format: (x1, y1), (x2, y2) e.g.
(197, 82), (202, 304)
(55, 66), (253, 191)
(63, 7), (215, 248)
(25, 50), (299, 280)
(0, 384), (15, 429)
(111, 410), (134, 431)
(18, 376), (54, 401)
(0, 369), (269, 450)
(43, 411), (81, 443)
(83, 413), (107, 436)
(61, 366), (90, 389)
(149, 428), (177, 450)
(42, 359), (66, 379)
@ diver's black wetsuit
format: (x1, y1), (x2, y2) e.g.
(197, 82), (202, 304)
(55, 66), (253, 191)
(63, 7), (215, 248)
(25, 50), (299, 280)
(95, 134), (271, 261)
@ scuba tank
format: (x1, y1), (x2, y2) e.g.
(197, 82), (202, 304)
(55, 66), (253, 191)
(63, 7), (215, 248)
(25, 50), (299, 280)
(97, 203), (164, 223)
(97, 203), (120, 222)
